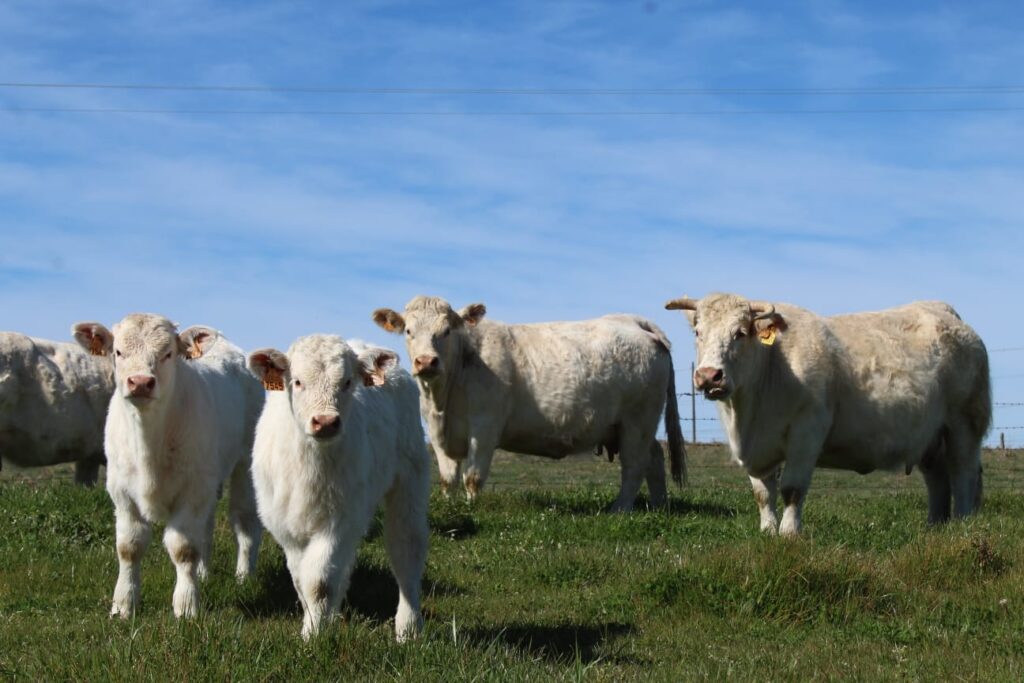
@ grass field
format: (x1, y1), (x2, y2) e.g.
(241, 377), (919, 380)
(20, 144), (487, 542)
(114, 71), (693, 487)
(2, 444), (1024, 681)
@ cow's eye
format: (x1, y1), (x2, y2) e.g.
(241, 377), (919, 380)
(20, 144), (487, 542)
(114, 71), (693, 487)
(343, 379), (352, 391)
(733, 329), (746, 340)
(163, 351), (173, 360)
(115, 349), (122, 358)
(694, 330), (701, 339)
(293, 379), (302, 389)
(442, 328), (450, 338)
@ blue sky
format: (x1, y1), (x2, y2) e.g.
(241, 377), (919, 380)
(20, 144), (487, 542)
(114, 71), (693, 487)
(1, 1), (1022, 444)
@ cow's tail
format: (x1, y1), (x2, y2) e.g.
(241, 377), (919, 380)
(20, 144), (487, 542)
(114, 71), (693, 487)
(665, 354), (688, 486)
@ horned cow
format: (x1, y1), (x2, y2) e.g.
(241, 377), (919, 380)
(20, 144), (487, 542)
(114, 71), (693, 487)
(665, 293), (990, 536)
(373, 296), (686, 511)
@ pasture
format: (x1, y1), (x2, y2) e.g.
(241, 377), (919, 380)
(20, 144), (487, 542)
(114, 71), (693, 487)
(2, 444), (1023, 681)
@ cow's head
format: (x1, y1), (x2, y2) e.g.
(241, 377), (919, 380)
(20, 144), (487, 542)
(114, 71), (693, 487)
(72, 315), (216, 407)
(248, 335), (397, 441)
(372, 296), (485, 384)
(665, 293), (787, 401)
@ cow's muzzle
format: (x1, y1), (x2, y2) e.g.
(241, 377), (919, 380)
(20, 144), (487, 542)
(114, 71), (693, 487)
(413, 354), (440, 378)
(310, 414), (341, 440)
(125, 374), (156, 400)
(694, 366), (729, 400)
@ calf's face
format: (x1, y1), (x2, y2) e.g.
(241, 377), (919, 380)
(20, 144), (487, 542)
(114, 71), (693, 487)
(249, 336), (396, 441)
(72, 315), (211, 406)
(372, 296), (485, 383)
(666, 293), (786, 401)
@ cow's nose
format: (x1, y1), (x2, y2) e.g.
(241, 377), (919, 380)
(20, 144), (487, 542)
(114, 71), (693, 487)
(126, 375), (156, 398)
(413, 355), (439, 374)
(694, 366), (724, 390)
(310, 414), (341, 439)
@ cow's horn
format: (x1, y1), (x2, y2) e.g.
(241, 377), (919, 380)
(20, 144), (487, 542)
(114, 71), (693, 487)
(665, 296), (698, 311)
(749, 301), (776, 320)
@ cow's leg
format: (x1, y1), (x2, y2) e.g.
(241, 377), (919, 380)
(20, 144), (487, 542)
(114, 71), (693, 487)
(645, 441), (668, 509)
(111, 501), (152, 618)
(610, 424), (652, 513)
(383, 468), (429, 642)
(462, 428), (499, 501)
(778, 427), (825, 537)
(74, 455), (103, 487)
(434, 448), (462, 498)
(164, 509), (210, 619)
(945, 418), (983, 519)
(919, 440), (951, 524)
(749, 469), (780, 534)
(283, 547), (308, 619)
(228, 460), (263, 581)
(297, 530), (357, 640)
(196, 508), (215, 581)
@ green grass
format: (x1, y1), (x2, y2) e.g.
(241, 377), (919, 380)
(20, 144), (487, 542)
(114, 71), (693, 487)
(3, 445), (1024, 681)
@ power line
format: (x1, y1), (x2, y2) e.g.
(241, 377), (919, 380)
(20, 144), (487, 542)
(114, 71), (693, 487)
(5, 106), (1024, 117)
(991, 346), (1024, 353)
(3, 82), (1024, 96)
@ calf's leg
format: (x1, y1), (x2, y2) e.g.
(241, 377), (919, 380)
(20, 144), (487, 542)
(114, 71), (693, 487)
(383, 467), (429, 642)
(228, 460), (263, 580)
(111, 501), (152, 618)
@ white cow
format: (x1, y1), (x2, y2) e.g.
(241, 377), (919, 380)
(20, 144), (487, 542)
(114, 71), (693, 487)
(73, 315), (264, 618)
(373, 296), (686, 511)
(248, 335), (429, 641)
(665, 293), (991, 535)
(0, 332), (113, 485)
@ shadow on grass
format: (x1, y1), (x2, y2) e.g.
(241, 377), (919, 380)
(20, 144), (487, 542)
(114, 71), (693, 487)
(462, 621), (638, 665)
(516, 490), (737, 518)
(239, 560), (463, 623)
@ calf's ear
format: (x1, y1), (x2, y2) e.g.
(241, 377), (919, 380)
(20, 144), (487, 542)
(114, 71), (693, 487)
(71, 322), (114, 356)
(372, 308), (406, 333)
(248, 349), (289, 391)
(459, 303), (486, 327)
(178, 326), (219, 359)
(358, 348), (399, 387)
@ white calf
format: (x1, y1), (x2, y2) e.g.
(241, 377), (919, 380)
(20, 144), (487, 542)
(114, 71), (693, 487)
(74, 316), (264, 618)
(248, 336), (430, 641)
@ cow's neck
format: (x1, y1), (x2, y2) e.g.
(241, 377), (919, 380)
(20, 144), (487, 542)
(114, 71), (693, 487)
(420, 335), (471, 455)
(720, 351), (788, 469)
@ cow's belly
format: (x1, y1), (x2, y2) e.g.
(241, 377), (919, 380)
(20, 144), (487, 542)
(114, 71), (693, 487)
(500, 423), (613, 459)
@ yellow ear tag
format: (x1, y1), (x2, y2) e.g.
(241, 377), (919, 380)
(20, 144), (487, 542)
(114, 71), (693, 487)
(759, 327), (776, 346)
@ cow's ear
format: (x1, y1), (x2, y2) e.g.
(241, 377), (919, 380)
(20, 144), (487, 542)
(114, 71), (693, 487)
(248, 349), (289, 391)
(72, 322), (114, 356)
(753, 313), (788, 343)
(178, 326), (219, 359)
(372, 308), (406, 334)
(357, 347), (398, 387)
(459, 303), (487, 327)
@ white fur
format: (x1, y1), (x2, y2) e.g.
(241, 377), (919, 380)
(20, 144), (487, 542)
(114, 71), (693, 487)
(74, 314), (264, 618)
(249, 335), (429, 641)
(669, 293), (990, 535)
(0, 332), (113, 485)
(374, 297), (686, 511)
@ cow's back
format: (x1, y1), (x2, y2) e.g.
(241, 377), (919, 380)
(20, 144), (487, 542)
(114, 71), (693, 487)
(0, 332), (112, 467)
(192, 340), (264, 474)
(822, 301), (988, 470)
(476, 315), (671, 455)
